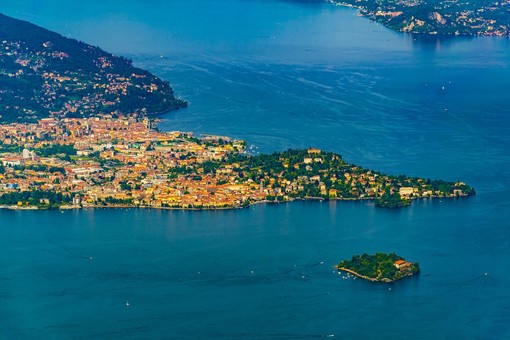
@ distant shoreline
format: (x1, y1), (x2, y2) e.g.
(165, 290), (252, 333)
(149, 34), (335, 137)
(328, 0), (510, 38)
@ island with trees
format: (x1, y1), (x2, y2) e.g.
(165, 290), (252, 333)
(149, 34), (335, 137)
(329, 0), (510, 37)
(337, 253), (420, 282)
(0, 13), (186, 123)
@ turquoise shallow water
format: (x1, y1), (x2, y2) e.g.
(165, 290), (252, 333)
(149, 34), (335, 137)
(1, 0), (510, 338)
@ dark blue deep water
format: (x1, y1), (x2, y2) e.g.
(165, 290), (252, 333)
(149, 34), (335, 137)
(1, 0), (510, 338)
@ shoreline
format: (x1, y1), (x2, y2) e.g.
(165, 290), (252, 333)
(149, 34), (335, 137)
(337, 267), (382, 282)
(337, 266), (416, 283)
(0, 205), (39, 210)
(0, 194), (471, 212)
(328, 0), (510, 38)
(146, 101), (188, 117)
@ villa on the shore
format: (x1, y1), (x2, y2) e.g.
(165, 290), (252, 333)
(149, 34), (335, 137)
(394, 259), (412, 270)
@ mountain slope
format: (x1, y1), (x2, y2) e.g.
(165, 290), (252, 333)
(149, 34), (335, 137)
(0, 13), (186, 122)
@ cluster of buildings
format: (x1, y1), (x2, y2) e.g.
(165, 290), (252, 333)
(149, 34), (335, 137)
(331, 0), (510, 37)
(0, 115), (472, 209)
(0, 38), (173, 121)
(394, 259), (413, 271)
(236, 151), (467, 202)
(0, 116), (265, 209)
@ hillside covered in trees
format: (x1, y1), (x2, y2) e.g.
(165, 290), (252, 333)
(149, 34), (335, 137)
(0, 13), (186, 122)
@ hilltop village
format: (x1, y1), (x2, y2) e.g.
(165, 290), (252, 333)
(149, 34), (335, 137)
(0, 116), (474, 210)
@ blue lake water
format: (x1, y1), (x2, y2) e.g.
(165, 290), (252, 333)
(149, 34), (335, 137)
(1, 0), (510, 338)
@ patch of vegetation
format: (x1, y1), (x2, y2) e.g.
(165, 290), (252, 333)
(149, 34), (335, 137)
(338, 253), (420, 281)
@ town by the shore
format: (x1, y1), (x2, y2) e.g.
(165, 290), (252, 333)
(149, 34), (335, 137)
(0, 116), (475, 210)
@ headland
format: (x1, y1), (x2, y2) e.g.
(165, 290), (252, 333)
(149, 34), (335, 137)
(0, 116), (475, 210)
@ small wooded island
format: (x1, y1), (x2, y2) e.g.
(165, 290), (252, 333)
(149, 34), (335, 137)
(337, 253), (420, 282)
